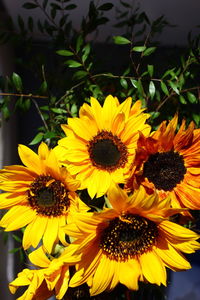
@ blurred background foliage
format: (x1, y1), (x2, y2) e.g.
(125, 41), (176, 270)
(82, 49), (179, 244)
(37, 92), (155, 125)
(0, 0), (199, 148)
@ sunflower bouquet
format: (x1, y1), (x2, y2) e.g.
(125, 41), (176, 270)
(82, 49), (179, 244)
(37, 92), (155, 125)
(0, 1), (200, 299)
(0, 95), (200, 300)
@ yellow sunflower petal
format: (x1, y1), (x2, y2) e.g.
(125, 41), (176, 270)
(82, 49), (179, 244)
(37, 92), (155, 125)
(0, 206), (36, 231)
(18, 144), (41, 172)
(160, 220), (200, 241)
(43, 217), (59, 253)
(38, 142), (49, 160)
(57, 216), (68, 246)
(54, 267), (70, 299)
(116, 97), (132, 120)
(87, 168), (111, 198)
(111, 112), (125, 135)
(0, 192), (28, 209)
(173, 239), (200, 254)
(90, 255), (115, 296)
(70, 248), (102, 288)
(155, 237), (191, 271)
(29, 246), (50, 268)
(119, 259), (141, 290)
(90, 96), (103, 129)
(139, 250), (166, 286)
(107, 183), (129, 213)
(67, 117), (96, 141)
(26, 217), (48, 249)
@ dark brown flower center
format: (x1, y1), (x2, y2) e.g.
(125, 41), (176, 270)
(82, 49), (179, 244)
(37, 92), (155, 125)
(27, 175), (70, 216)
(88, 131), (128, 172)
(143, 151), (186, 191)
(99, 214), (158, 261)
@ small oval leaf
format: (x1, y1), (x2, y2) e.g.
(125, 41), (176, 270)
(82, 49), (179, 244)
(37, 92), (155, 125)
(160, 81), (169, 95)
(113, 36), (131, 45)
(187, 92), (197, 103)
(143, 47), (156, 56)
(29, 132), (44, 145)
(149, 81), (155, 99)
(120, 78), (128, 89)
(56, 50), (74, 56)
(132, 46), (146, 52)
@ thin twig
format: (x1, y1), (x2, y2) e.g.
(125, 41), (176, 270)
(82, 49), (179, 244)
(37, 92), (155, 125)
(156, 86), (200, 112)
(32, 98), (49, 130)
(136, 30), (152, 74)
(0, 92), (48, 99)
(34, 0), (60, 30)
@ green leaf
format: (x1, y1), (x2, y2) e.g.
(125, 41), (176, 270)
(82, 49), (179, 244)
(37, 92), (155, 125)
(149, 111), (160, 119)
(192, 113), (200, 126)
(59, 15), (68, 27)
(12, 72), (23, 92)
(137, 79), (145, 97)
(29, 132), (44, 145)
(130, 79), (138, 88)
(71, 103), (78, 116)
(73, 70), (88, 80)
(143, 47), (156, 56)
(120, 0), (131, 8)
(162, 68), (176, 79)
(12, 234), (22, 243)
(141, 71), (148, 77)
(98, 3), (113, 10)
(187, 92), (197, 103)
(24, 99), (31, 111)
(179, 95), (187, 104)
(120, 78), (128, 89)
(50, 3), (61, 10)
(123, 66), (131, 76)
(43, 0), (48, 9)
(82, 44), (91, 63)
(51, 108), (67, 114)
(147, 65), (154, 77)
(149, 81), (155, 99)
(89, 1), (97, 19)
(23, 2), (38, 9)
(19, 249), (25, 263)
(132, 46), (146, 52)
(160, 81), (169, 95)
(56, 50), (74, 56)
(179, 74), (185, 89)
(39, 81), (48, 94)
(64, 4), (77, 10)
(113, 36), (131, 45)
(44, 131), (57, 139)
(155, 90), (161, 102)
(169, 81), (179, 95)
(76, 35), (83, 53)
(40, 105), (49, 111)
(65, 60), (82, 68)
(9, 247), (21, 254)
(2, 106), (10, 119)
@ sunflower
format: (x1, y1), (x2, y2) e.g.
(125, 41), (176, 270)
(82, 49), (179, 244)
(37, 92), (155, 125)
(56, 95), (150, 198)
(126, 114), (200, 211)
(64, 184), (200, 296)
(9, 245), (80, 300)
(0, 142), (88, 252)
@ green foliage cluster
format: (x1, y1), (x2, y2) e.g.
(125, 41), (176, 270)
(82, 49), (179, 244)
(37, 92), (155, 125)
(0, 0), (199, 147)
